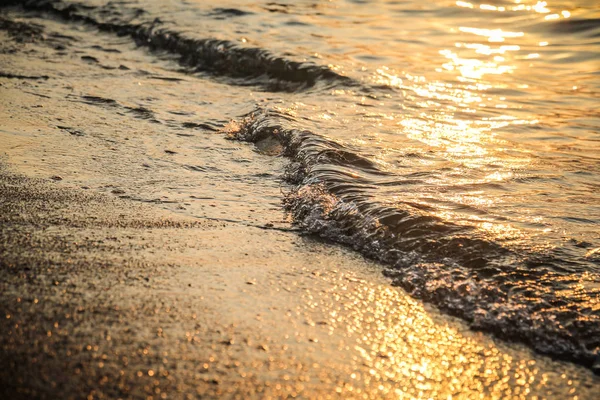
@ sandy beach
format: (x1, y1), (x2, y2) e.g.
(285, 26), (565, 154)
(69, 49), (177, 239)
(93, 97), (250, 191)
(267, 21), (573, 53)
(1, 4), (599, 399)
(3, 151), (600, 399)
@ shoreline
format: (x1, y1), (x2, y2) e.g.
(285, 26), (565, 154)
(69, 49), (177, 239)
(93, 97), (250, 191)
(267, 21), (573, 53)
(1, 6), (599, 398)
(2, 162), (598, 399)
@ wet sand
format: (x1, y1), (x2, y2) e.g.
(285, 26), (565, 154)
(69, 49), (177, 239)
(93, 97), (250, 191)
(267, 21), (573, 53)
(1, 7), (599, 399)
(3, 164), (600, 400)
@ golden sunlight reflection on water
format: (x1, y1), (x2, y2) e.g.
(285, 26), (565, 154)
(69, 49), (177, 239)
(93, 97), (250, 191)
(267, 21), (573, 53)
(357, 0), (598, 246)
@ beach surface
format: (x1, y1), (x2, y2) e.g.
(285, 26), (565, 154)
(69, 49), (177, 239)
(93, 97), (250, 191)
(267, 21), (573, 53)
(1, 6), (599, 399)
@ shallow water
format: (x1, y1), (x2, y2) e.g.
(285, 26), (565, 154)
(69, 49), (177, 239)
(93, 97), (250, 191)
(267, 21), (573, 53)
(3, 0), (599, 371)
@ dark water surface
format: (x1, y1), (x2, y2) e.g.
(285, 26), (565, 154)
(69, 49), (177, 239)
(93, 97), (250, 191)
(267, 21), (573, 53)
(6, 0), (599, 371)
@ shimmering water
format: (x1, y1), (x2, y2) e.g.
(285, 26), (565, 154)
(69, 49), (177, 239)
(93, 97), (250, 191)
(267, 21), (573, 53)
(7, 0), (599, 370)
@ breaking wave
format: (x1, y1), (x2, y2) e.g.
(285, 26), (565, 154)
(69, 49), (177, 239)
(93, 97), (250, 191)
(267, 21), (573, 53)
(10, 0), (356, 91)
(231, 109), (600, 371)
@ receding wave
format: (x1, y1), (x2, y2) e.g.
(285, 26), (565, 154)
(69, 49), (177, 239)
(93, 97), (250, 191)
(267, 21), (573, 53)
(230, 109), (600, 371)
(9, 0), (355, 91)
